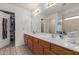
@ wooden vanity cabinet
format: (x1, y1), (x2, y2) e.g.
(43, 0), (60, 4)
(27, 35), (33, 50)
(37, 45), (44, 55)
(44, 48), (56, 55)
(39, 40), (50, 49)
(39, 39), (55, 55)
(32, 37), (43, 55)
(50, 44), (74, 55)
(24, 34), (28, 45)
(74, 52), (79, 55)
(32, 37), (39, 54)
(24, 34), (79, 55)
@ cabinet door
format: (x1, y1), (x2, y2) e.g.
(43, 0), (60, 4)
(39, 40), (50, 49)
(44, 48), (56, 55)
(32, 38), (38, 54)
(37, 45), (44, 55)
(33, 38), (43, 55)
(27, 36), (33, 50)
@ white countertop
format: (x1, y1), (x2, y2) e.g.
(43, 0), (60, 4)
(25, 33), (79, 52)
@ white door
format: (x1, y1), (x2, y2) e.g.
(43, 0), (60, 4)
(0, 11), (10, 48)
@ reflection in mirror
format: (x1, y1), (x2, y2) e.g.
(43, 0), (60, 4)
(40, 18), (50, 33)
(2, 18), (7, 39)
(63, 16), (79, 32)
(63, 17), (79, 44)
(41, 19), (44, 32)
(31, 14), (63, 34)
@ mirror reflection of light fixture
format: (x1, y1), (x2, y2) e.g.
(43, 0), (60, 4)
(46, 3), (56, 8)
(64, 16), (79, 20)
(32, 8), (40, 16)
(34, 10), (40, 16)
(32, 8), (39, 15)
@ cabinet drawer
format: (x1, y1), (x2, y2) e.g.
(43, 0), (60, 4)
(39, 40), (50, 49)
(51, 44), (74, 55)
(44, 48), (56, 55)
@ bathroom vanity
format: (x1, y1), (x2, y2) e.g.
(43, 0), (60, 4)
(24, 33), (79, 55)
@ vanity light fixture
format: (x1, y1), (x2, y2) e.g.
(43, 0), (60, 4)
(32, 8), (39, 15)
(64, 16), (79, 20)
(32, 8), (40, 16)
(46, 3), (56, 8)
(34, 11), (40, 16)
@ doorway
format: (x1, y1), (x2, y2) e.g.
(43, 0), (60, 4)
(0, 10), (15, 47)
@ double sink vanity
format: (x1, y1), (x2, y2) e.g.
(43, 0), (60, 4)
(24, 33), (79, 55)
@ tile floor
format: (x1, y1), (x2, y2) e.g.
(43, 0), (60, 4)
(0, 45), (32, 55)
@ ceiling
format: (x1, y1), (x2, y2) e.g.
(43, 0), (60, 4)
(11, 3), (58, 15)
(40, 3), (79, 17)
(11, 3), (41, 12)
(11, 3), (79, 17)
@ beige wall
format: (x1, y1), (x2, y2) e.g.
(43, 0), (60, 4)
(49, 16), (79, 33)
(49, 18), (55, 33)
(63, 19), (79, 32)
(62, 8), (79, 33)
